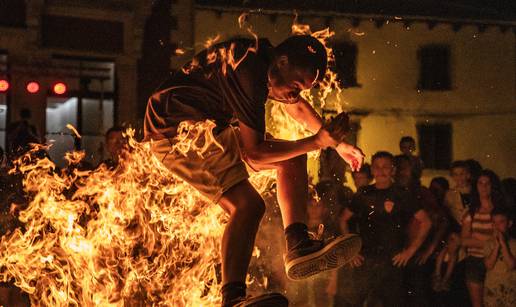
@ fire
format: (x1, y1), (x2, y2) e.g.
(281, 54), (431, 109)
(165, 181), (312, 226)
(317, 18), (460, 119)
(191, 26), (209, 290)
(291, 14), (344, 112)
(0, 122), (277, 306)
(0, 128), (228, 306)
(0, 14), (345, 307)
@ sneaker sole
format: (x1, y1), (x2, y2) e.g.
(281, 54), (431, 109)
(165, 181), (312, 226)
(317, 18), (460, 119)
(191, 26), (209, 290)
(285, 234), (362, 280)
(233, 293), (288, 307)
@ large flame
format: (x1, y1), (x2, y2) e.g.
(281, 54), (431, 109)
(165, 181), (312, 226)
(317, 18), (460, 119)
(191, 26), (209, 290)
(0, 15), (344, 307)
(0, 121), (277, 306)
(1, 127), (228, 306)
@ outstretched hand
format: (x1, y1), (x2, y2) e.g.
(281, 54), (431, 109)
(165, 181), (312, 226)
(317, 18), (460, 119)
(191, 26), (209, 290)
(336, 142), (364, 172)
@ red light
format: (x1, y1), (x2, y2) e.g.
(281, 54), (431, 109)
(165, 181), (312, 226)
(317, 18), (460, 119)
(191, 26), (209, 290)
(0, 79), (9, 92)
(26, 81), (40, 94)
(53, 82), (67, 95)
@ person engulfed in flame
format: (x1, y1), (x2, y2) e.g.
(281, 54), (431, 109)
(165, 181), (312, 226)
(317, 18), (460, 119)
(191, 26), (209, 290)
(143, 34), (364, 306)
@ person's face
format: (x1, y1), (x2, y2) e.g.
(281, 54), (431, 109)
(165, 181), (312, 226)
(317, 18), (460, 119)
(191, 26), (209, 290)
(450, 167), (471, 188)
(395, 159), (412, 186)
(477, 175), (492, 198)
(492, 214), (511, 233)
(372, 157), (395, 186)
(106, 131), (127, 158)
(352, 172), (371, 189)
(400, 141), (415, 156)
(268, 56), (317, 104)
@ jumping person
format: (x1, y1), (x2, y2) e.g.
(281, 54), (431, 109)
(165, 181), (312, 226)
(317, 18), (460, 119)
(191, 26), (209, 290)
(144, 35), (364, 306)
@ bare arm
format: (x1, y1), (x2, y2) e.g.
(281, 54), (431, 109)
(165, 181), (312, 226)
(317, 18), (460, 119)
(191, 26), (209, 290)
(418, 215), (449, 265)
(484, 240), (500, 270)
(407, 209), (432, 254)
(284, 98), (364, 171)
(239, 121), (338, 165)
(499, 237), (516, 270)
(393, 209), (432, 267)
(283, 97), (323, 134)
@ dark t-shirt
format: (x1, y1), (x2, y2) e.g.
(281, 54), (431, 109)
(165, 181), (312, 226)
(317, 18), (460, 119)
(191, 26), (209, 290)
(348, 184), (422, 257)
(144, 38), (272, 141)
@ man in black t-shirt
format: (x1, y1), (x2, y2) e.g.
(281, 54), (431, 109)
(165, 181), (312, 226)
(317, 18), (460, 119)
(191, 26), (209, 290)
(339, 151), (431, 306)
(144, 35), (364, 306)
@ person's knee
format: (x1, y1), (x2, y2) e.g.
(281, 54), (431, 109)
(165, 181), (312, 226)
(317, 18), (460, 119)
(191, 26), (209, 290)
(220, 181), (265, 220)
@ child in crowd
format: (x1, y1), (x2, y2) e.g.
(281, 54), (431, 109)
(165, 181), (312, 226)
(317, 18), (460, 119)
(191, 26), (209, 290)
(399, 136), (423, 180)
(483, 208), (516, 307)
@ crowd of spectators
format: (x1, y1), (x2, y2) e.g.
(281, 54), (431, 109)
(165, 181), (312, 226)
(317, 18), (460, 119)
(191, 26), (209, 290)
(253, 136), (515, 307)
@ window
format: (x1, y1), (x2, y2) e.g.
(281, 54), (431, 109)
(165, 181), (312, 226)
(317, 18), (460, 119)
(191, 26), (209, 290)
(418, 45), (451, 90)
(0, 0), (26, 28)
(417, 123), (452, 170)
(333, 41), (359, 88)
(45, 58), (115, 168)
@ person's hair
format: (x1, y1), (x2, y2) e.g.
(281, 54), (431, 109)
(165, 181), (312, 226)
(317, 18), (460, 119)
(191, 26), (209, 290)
(449, 160), (470, 173)
(105, 126), (125, 139)
(352, 163), (372, 178)
(371, 151), (394, 164)
(275, 35), (327, 82)
(20, 108), (31, 119)
(469, 169), (505, 216)
(431, 176), (450, 191)
(465, 159), (483, 181)
(399, 136), (415, 146)
(394, 154), (421, 185)
(0, 146), (4, 163)
(491, 206), (512, 221)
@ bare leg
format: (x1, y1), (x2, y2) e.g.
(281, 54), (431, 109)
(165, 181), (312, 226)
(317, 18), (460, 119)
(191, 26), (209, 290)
(249, 154), (308, 229)
(466, 280), (484, 307)
(444, 233), (460, 281)
(247, 154), (361, 280)
(218, 180), (265, 284)
(275, 154), (308, 228)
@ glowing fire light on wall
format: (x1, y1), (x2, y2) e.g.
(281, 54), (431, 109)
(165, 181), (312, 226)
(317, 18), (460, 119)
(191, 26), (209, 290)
(0, 79), (9, 92)
(52, 82), (67, 95)
(26, 81), (40, 94)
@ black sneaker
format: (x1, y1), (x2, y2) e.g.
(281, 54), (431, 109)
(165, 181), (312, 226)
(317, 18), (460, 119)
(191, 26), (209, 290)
(225, 293), (289, 307)
(284, 233), (362, 280)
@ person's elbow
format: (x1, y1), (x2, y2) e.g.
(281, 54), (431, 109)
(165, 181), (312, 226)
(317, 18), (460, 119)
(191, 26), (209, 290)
(243, 146), (268, 165)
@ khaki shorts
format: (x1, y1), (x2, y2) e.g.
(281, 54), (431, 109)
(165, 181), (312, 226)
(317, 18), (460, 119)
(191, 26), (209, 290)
(150, 126), (250, 203)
